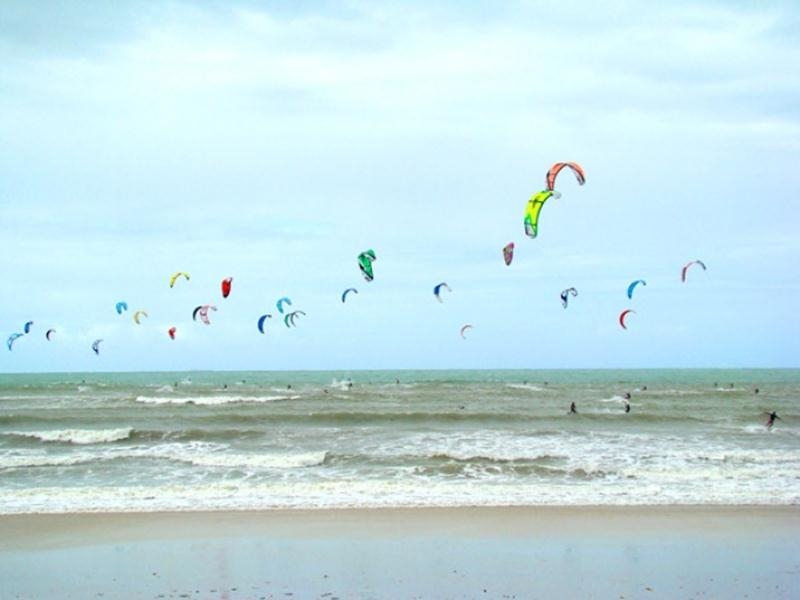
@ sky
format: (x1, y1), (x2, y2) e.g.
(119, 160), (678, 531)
(1, 0), (798, 373)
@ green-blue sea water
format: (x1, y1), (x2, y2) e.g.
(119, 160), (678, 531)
(1, 369), (798, 513)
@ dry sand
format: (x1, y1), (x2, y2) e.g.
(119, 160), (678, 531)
(1, 506), (798, 599)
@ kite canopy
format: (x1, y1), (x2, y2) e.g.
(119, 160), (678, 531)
(524, 190), (560, 239)
(433, 282), (451, 303)
(618, 309), (635, 330)
(168, 326), (177, 340)
(276, 297), (292, 314)
(358, 249), (376, 282)
(460, 324), (473, 339)
(545, 162), (586, 191)
(284, 311), (306, 328)
(91, 339), (103, 355)
(681, 260), (707, 282)
(192, 305), (217, 325)
(257, 314), (272, 334)
(23, 321), (34, 334)
(169, 272), (190, 288)
(560, 287), (578, 309)
(341, 288), (358, 303)
(221, 277), (233, 299)
(502, 242), (515, 266)
(45, 329), (56, 341)
(133, 310), (148, 325)
(7, 333), (23, 351)
(627, 280), (647, 299)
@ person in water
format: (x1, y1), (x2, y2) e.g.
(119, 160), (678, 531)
(765, 411), (781, 429)
(623, 392), (631, 413)
(569, 401), (577, 414)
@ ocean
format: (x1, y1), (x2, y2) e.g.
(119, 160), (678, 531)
(0, 369), (797, 514)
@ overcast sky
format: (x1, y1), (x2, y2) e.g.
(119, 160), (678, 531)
(1, 0), (798, 373)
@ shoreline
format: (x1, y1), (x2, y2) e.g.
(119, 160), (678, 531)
(2, 505), (798, 598)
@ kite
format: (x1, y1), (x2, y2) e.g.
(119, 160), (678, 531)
(7, 333), (23, 351)
(115, 301), (128, 315)
(560, 287), (578, 308)
(358, 249), (376, 282)
(627, 280), (647, 299)
(284, 310), (307, 328)
(23, 321), (33, 334)
(502, 242), (515, 266)
(192, 305), (217, 325)
(91, 339), (103, 355)
(221, 277), (233, 299)
(524, 190), (561, 239)
(168, 326), (177, 340)
(133, 310), (148, 325)
(45, 329), (56, 341)
(681, 260), (707, 282)
(460, 324), (474, 339)
(169, 272), (190, 288)
(545, 162), (586, 191)
(618, 309), (635, 330)
(433, 282), (452, 303)
(257, 314), (272, 334)
(341, 288), (358, 303)
(276, 297), (292, 314)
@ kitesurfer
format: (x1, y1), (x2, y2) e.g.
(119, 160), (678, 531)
(765, 411), (781, 429)
(623, 393), (631, 413)
(569, 402), (577, 414)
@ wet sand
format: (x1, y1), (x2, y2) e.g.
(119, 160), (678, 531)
(1, 506), (798, 599)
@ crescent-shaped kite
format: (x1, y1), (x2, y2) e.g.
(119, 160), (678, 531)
(524, 190), (561, 239)
(257, 314), (272, 334)
(460, 324), (474, 339)
(45, 329), (56, 341)
(168, 326), (177, 340)
(169, 271), (190, 288)
(192, 305), (217, 325)
(341, 288), (358, 303)
(284, 310), (307, 328)
(619, 309), (635, 330)
(681, 260), (707, 282)
(627, 280), (647, 299)
(115, 301), (128, 315)
(276, 297), (292, 314)
(133, 310), (149, 325)
(7, 333), (23, 351)
(433, 282), (452, 302)
(545, 162), (586, 191)
(91, 339), (103, 355)
(560, 287), (578, 309)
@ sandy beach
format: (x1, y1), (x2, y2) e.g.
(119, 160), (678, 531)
(1, 506), (798, 599)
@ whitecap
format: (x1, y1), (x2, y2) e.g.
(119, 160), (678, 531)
(6, 427), (133, 445)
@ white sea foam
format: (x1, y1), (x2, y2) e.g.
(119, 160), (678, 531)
(184, 451), (327, 470)
(2, 474), (799, 515)
(6, 428), (133, 445)
(134, 394), (296, 405)
(505, 383), (545, 392)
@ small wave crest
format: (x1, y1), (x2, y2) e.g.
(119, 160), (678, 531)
(134, 395), (297, 405)
(184, 451), (328, 470)
(5, 428), (133, 445)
